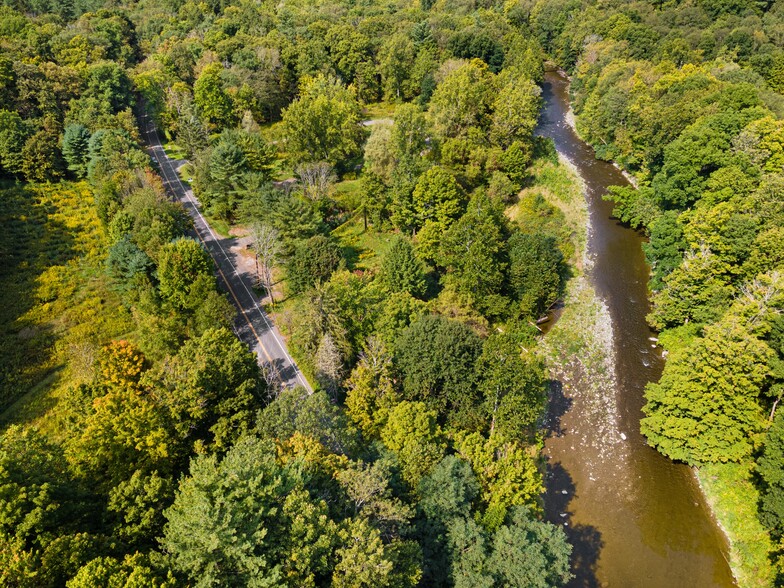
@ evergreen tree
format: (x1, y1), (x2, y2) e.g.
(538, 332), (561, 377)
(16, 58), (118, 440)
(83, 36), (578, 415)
(439, 192), (508, 309)
(394, 315), (483, 429)
(507, 231), (564, 318)
(758, 411), (784, 539)
(380, 236), (427, 298)
(286, 236), (343, 294)
(62, 124), (91, 178)
(161, 437), (296, 587)
(156, 238), (213, 310)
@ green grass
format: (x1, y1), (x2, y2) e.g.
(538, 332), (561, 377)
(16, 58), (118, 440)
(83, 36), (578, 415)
(362, 101), (397, 121)
(178, 162), (195, 185)
(697, 463), (776, 588)
(163, 141), (188, 161)
(333, 178), (363, 210)
(205, 214), (231, 238)
(0, 182), (133, 428)
(331, 215), (396, 272)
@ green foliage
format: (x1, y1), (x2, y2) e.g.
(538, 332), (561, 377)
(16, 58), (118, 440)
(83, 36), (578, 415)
(448, 30), (504, 74)
(1, 2), (727, 585)
(85, 61), (133, 114)
(428, 60), (494, 140)
(380, 401), (446, 488)
(0, 426), (87, 550)
(282, 74), (364, 169)
(447, 507), (571, 588)
(67, 553), (175, 588)
(476, 332), (545, 441)
(439, 192), (508, 312)
(380, 236), (426, 298)
(161, 436), (300, 587)
(345, 347), (400, 439)
(642, 317), (772, 464)
(507, 231), (564, 318)
(286, 235), (344, 295)
(332, 517), (421, 588)
(643, 211), (686, 291)
(378, 33), (417, 101)
(490, 77), (541, 149)
(193, 129), (275, 220)
(394, 315), (482, 429)
(193, 63), (236, 129)
(453, 431), (543, 524)
(416, 455), (480, 586)
(106, 237), (153, 292)
(647, 246), (733, 330)
(0, 109), (27, 175)
(156, 238), (212, 310)
(62, 124), (92, 179)
(653, 111), (762, 209)
(485, 507), (572, 587)
(501, 141), (533, 184)
(257, 387), (359, 456)
(412, 166), (464, 230)
(151, 327), (262, 451)
(22, 118), (65, 182)
(107, 470), (174, 549)
(604, 185), (660, 230)
(759, 411), (784, 539)
(698, 463), (776, 588)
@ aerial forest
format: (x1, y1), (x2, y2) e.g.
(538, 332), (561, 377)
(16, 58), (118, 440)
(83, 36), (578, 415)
(1, 0), (784, 586)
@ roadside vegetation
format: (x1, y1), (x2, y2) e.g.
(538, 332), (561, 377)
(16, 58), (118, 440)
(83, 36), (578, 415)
(0, 0), (578, 586)
(4, 0), (783, 584)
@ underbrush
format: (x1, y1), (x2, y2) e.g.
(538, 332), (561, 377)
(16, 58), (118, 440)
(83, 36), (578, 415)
(0, 182), (132, 427)
(697, 463), (776, 588)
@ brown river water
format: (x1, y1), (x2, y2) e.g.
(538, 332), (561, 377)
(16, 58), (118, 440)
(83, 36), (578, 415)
(538, 70), (737, 587)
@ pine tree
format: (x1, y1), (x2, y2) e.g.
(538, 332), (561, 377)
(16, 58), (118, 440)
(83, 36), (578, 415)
(61, 124), (91, 178)
(380, 236), (426, 298)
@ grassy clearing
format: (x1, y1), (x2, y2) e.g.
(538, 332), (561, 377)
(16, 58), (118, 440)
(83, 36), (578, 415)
(163, 141), (187, 161)
(331, 214), (396, 272)
(362, 101), (397, 121)
(0, 182), (133, 428)
(697, 463), (776, 588)
(506, 155), (586, 269)
(333, 178), (363, 207)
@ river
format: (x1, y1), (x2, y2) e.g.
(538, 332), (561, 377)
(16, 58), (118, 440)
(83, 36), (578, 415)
(537, 70), (737, 587)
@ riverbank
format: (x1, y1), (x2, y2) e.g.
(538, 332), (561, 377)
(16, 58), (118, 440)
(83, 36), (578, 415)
(521, 155), (618, 419)
(536, 70), (736, 587)
(562, 81), (769, 588)
(696, 464), (775, 587)
(505, 152), (621, 459)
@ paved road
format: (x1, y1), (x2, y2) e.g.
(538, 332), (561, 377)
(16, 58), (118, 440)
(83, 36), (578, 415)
(139, 112), (311, 392)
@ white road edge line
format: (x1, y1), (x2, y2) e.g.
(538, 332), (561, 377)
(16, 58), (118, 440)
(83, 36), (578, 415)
(142, 114), (311, 392)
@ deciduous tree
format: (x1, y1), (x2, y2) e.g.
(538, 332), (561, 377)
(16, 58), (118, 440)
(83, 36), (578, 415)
(281, 74), (364, 169)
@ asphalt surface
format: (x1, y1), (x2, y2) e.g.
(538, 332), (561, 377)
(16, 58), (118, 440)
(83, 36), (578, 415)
(139, 112), (311, 392)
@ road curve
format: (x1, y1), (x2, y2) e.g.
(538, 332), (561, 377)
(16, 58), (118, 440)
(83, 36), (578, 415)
(139, 111), (312, 393)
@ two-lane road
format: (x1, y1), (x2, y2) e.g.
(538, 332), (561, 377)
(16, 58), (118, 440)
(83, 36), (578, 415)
(139, 112), (311, 392)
